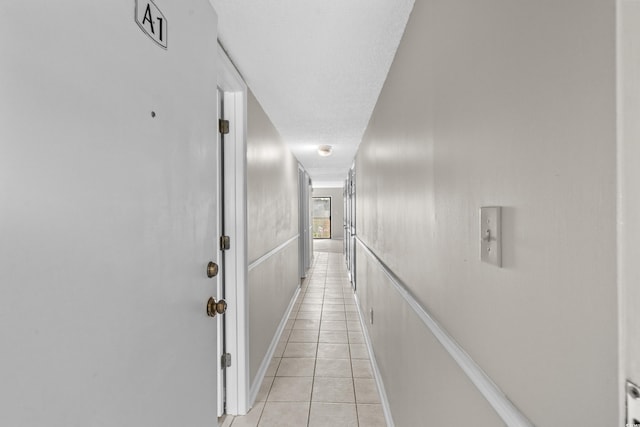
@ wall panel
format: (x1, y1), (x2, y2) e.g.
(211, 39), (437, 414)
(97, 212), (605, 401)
(246, 90), (300, 386)
(355, 0), (618, 424)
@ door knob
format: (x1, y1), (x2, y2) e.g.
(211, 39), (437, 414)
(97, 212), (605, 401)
(207, 297), (227, 317)
(207, 261), (219, 278)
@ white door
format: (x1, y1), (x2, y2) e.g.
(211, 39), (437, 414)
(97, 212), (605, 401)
(0, 2), (220, 425)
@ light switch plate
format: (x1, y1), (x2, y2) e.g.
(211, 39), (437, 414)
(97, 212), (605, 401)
(480, 206), (501, 267)
(628, 381), (640, 426)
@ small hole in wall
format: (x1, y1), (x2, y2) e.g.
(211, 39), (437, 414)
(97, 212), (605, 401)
(151, 111), (156, 118)
(370, 308), (374, 325)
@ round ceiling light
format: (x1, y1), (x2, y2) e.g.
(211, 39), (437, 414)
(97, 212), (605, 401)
(317, 144), (333, 157)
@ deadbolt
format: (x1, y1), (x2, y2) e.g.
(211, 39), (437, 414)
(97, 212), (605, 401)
(206, 297), (227, 317)
(207, 261), (219, 278)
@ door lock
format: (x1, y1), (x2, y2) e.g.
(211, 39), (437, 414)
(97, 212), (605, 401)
(207, 297), (227, 317)
(207, 261), (219, 278)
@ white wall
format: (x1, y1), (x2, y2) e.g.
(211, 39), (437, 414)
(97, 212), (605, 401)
(246, 91), (300, 384)
(355, 1), (618, 425)
(312, 187), (345, 240)
(619, 0), (640, 419)
(0, 1), (221, 425)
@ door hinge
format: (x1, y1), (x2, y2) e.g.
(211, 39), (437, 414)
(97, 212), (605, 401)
(628, 380), (640, 426)
(221, 353), (232, 368)
(219, 119), (230, 135)
(220, 235), (231, 250)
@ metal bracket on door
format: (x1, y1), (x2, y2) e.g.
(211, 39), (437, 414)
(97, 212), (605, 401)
(220, 235), (231, 251)
(221, 353), (232, 368)
(219, 119), (229, 135)
(628, 381), (640, 426)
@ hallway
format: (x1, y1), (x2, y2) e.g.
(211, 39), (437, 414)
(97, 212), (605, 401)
(227, 240), (386, 427)
(3, 2), (636, 425)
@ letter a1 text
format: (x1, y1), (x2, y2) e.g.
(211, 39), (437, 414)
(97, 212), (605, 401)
(135, 0), (167, 49)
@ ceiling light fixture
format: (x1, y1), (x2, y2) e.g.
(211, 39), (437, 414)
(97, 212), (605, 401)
(317, 145), (333, 157)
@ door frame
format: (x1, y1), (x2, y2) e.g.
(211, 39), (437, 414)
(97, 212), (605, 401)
(347, 164), (356, 290)
(298, 165), (312, 279)
(217, 43), (249, 416)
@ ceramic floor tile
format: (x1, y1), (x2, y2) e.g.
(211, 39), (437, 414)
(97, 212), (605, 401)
(324, 292), (344, 299)
(299, 304), (323, 313)
(305, 291), (324, 298)
(348, 331), (364, 344)
(354, 378), (381, 404)
(295, 310), (322, 320)
(265, 358), (280, 377)
(349, 343), (369, 359)
(284, 319), (295, 330)
(258, 401), (310, 427)
(351, 359), (373, 378)
(267, 377), (313, 402)
(345, 311), (360, 321)
(230, 401), (264, 427)
(280, 328), (292, 341)
(272, 340), (286, 358)
(255, 377), (274, 402)
(283, 342), (318, 358)
(276, 357), (316, 377)
(346, 320), (362, 332)
(324, 292), (345, 298)
(309, 402), (357, 427)
(293, 319), (320, 330)
(356, 404), (386, 427)
(320, 320), (347, 331)
(324, 284), (343, 289)
(317, 343), (350, 359)
(319, 330), (349, 343)
(312, 377), (355, 403)
(315, 358), (352, 378)
(322, 304), (345, 312)
(288, 329), (319, 343)
(321, 311), (346, 321)
(258, 246), (387, 424)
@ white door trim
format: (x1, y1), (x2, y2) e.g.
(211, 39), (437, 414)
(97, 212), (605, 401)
(217, 43), (249, 415)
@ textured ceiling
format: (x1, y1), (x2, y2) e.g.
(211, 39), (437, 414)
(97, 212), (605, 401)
(210, 0), (415, 187)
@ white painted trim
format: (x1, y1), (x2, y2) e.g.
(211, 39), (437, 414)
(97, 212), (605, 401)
(217, 43), (249, 416)
(249, 286), (301, 405)
(353, 292), (395, 427)
(248, 235), (299, 271)
(616, 3), (629, 425)
(355, 237), (535, 427)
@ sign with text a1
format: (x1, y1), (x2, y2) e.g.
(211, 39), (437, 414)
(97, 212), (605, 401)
(135, 0), (167, 49)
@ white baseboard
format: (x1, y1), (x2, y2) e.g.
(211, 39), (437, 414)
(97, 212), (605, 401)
(354, 293), (395, 427)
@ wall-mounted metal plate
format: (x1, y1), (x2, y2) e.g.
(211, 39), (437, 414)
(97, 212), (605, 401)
(480, 207), (502, 267)
(628, 380), (640, 426)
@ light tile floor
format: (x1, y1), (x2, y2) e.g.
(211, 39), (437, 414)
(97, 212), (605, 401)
(228, 241), (386, 427)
